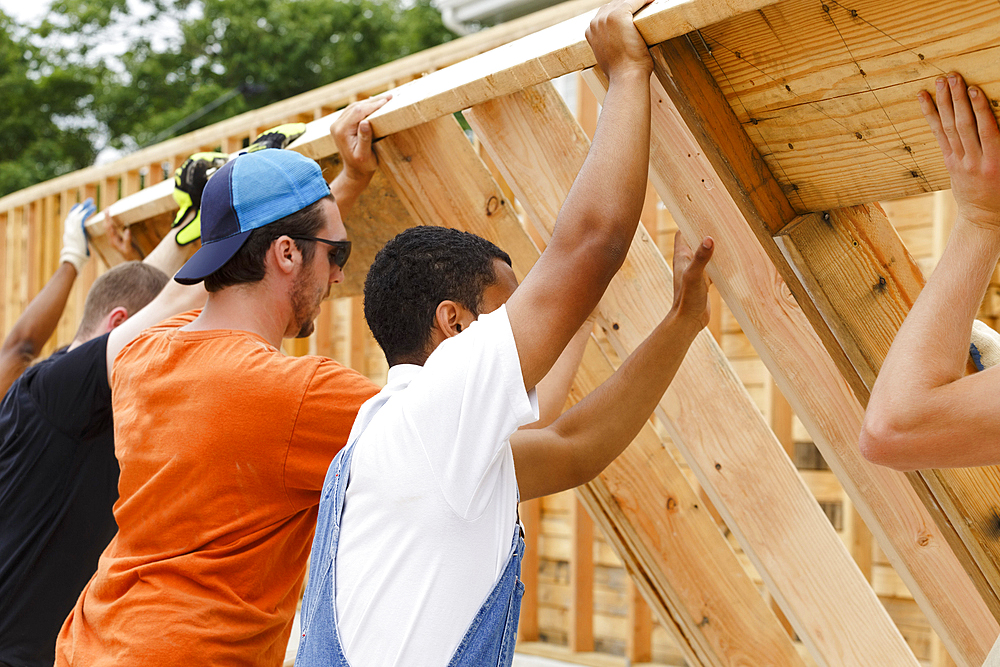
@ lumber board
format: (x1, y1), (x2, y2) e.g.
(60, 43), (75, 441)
(519, 498), (542, 642)
(363, 0), (782, 139)
(465, 80), (912, 667)
(570, 498), (595, 651)
(0, 211), (6, 335)
(777, 205), (1000, 621)
(71, 0), (1000, 263)
(641, 36), (997, 666)
(378, 111), (805, 667)
(695, 0), (1000, 213)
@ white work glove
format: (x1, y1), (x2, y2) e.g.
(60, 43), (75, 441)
(970, 319), (1000, 370)
(59, 198), (96, 272)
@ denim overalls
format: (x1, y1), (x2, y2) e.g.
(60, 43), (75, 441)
(295, 394), (526, 667)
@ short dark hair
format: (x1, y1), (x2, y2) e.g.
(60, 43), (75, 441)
(363, 226), (512, 366)
(204, 195), (332, 292)
(76, 261), (170, 339)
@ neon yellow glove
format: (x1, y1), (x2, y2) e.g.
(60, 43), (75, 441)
(246, 123), (307, 152)
(172, 152), (229, 246)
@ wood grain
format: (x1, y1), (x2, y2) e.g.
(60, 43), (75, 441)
(380, 111), (805, 667)
(696, 0), (1000, 211)
(466, 80), (909, 667)
(623, 40), (996, 666)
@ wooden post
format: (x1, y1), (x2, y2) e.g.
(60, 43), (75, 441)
(569, 497), (594, 652)
(518, 497), (541, 642)
(347, 296), (367, 374)
(769, 379), (794, 459)
(626, 578), (653, 662)
(843, 496), (874, 583)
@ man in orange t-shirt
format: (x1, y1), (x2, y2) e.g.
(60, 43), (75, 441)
(55, 98), (388, 666)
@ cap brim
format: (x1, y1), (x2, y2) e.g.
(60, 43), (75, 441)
(174, 230), (253, 285)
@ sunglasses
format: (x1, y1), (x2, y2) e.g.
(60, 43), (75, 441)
(290, 236), (352, 269)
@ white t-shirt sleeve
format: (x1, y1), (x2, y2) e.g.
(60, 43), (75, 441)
(399, 304), (538, 519)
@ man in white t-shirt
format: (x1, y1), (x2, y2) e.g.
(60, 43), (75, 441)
(295, 1), (715, 664)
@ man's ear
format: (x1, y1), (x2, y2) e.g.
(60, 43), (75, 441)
(104, 307), (129, 333)
(433, 300), (466, 339)
(269, 236), (300, 276)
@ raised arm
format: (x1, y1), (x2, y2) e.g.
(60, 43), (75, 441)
(329, 96), (390, 219)
(505, 0), (653, 391)
(0, 200), (95, 395)
(520, 320), (592, 430)
(512, 233), (713, 500)
(105, 218), (207, 383)
(860, 73), (1000, 470)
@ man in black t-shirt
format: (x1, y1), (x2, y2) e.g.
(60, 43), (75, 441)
(0, 204), (211, 667)
(0, 261), (170, 667)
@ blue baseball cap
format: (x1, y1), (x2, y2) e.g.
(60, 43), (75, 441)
(174, 148), (331, 285)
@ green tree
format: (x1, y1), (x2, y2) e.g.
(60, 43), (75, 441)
(45, 0), (454, 151)
(0, 10), (98, 197)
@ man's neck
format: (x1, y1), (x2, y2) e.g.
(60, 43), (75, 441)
(181, 284), (290, 349)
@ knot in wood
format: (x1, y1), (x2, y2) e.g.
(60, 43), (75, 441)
(485, 195), (500, 216)
(916, 533), (931, 547)
(666, 497), (678, 512)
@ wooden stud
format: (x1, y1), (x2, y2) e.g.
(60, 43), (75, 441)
(57, 191), (76, 347)
(225, 135), (244, 154)
(844, 496), (874, 583)
(27, 200), (41, 300)
(0, 210), (6, 335)
(518, 497), (541, 642)
(379, 112), (805, 667)
(468, 79), (916, 667)
(575, 71), (599, 140)
(569, 497), (594, 652)
(147, 162), (165, 186)
(347, 296), (367, 374)
(124, 170), (141, 197)
(626, 578), (653, 662)
(770, 378), (794, 459)
(638, 36), (997, 666)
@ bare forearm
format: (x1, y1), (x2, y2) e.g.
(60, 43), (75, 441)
(512, 312), (702, 501)
(143, 224), (196, 276)
(2, 262), (77, 361)
(549, 69), (650, 278)
(863, 218), (1000, 468)
(330, 168), (372, 221)
(556, 313), (698, 477)
(522, 322), (591, 429)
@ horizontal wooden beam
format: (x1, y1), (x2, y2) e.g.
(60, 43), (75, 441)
(77, 0), (1000, 266)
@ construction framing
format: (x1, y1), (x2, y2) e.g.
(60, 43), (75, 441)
(3, 1), (1000, 665)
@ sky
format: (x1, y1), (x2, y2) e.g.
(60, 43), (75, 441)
(0, 0), (49, 24)
(1, 0), (193, 164)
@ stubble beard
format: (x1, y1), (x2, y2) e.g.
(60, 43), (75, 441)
(291, 273), (329, 339)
